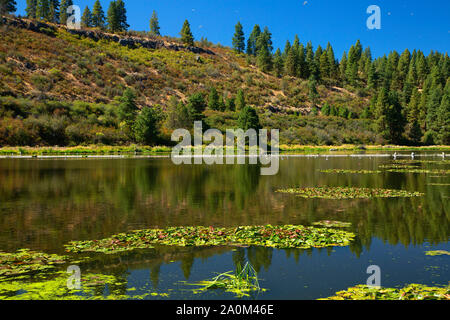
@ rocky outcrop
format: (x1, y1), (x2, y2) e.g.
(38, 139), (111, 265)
(2, 16), (215, 56)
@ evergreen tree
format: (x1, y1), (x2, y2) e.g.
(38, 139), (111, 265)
(180, 19), (194, 46)
(284, 42), (297, 77)
(425, 86), (443, 135)
(119, 88), (139, 129)
(238, 106), (261, 131)
(246, 25), (261, 56)
(26, 0), (37, 19)
(232, 21), (245, 53)
(133, 106), (161, 145)
(0, 0), (16, 14)
(273, 48), (284, 78)
(375, 88), (405, 143)
(165, 97), (191, 130)
(208, 87), (220, 111)
(437, 87), (449, 144)
(283, 40), (291, 59)
(187, 93), (206, 121)
(81, 6), (92, 28)
(92, 0), (105, 29)
(149, 10), (160, 36)
(59, 0), (72, 25)
(308, 77), (319, 106)
(48, 0), (59, 23)
(326, 42), (337, 78)
(319, 51), (329, 79)
(235, 89), (245, 111)
(106, 1), (119, 32)
(36, 0), (49, 21)
(115, 0), (129, 31)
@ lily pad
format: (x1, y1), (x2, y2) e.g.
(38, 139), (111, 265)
(64, 225), (356, 254)
(312, 221), (351, 228)
(276, 187), (423, 199)
(425, 250), (450, 256)
(0, 250), (68, 277)
(319, 169), (382, 174)
(321, 284), (450, 300)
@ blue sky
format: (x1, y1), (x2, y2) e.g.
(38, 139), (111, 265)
(16, 0), (450, 59)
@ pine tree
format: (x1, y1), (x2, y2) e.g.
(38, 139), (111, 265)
(119, 88), (139, 136)
(26, 0), (37, 18)
(48, 0), (59, 23)
(187, 93), (206, 121)
(246, 25), (261, 56)
(437, 87), (449, 144)
(36, 0), (50, 21)
(59, 0), (72, 25)
(0, 0), (16, 14)
(232, 21), (245, 53)
(339, 52), (347, 83)
(115, 0), (129, 31)
(235, 89), (245, 111)
(106, 1), (119, 32)
(319, 51), (329, 79)
(326, 42), (337, 79)
(238, 106), (261, 131)
(256, 29), (273, 73)
(425, 86), (443, 135)
(149, 10), (160, 36)
(133, 106), (161, 145)
(180, 19), (194, 46)
(208, 87), (220, 111)
(273, 49), (284, 78)
(81, 6), (92, 28)
(92, 0), (105, 29)
(284, 46), (297, 77)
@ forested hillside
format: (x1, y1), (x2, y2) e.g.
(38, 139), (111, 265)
(0, 0), (449, 147)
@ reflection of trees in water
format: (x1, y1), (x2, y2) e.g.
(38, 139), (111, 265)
(0, 159), (448, 253)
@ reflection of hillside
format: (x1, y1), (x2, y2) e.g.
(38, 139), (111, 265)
(0, 158), (448, 254)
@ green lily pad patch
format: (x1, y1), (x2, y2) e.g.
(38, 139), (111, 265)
(64, 225), (356, 254)
(321, 284), (450, 300)
(312, 221), (351, 228)
(276, 187), (424, 199)
(319, 169), (382, 174)
(386, 169), (449, 174)
(425, 250), (450, 256)
(0, 249), (68, 277)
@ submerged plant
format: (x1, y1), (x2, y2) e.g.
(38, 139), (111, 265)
(64, 225), (356, 254)
(276, 187), (424, 199)
(184, 262), (265, 298)
(321, 284), (450, 300)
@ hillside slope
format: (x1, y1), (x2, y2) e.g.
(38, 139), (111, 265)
(0, 17), (404, 146)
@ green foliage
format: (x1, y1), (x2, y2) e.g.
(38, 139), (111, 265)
(180, 19), (194, 46)
(81, 6), (92, 28)
(187, 92), (206, 121)
(232, 21), (245, 53)
(149, 10), (160, 36)
(237, 106), (261, 131)
(92, 0), (105, 29)
(277, 187), (424, 199)
(133, 106), (161, 145)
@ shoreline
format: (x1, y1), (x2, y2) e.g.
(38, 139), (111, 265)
(0, 145), (449, 157)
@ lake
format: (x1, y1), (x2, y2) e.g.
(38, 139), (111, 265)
(0, 153), (448, 299)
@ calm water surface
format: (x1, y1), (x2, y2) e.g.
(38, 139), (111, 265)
(0, 153), (448, 299)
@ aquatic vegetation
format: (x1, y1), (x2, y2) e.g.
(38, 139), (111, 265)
(321, 284), (450, 300)
(64, 225), (356, 254)
(386, 169), (449, 174)
(312, 221), (351, 228)
(319, 169), (382, 174)
(393, 160), (449, 165)
(379, 165), (420, 169)
(0, 271), (168, 300)
(184, 262), (265, 298)
(276, 187), (424, 199)
(425, 250), (450, 256)
(0, 249), (68, 277)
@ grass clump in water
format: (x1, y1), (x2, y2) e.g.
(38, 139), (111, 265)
(321, 284), (450, 300)
(64, 225), (356, 254)
(184, 262), (265, 298)
(276, 187), (424, 199)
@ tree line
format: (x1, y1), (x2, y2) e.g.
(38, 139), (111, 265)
(231, 22), (449, 145)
